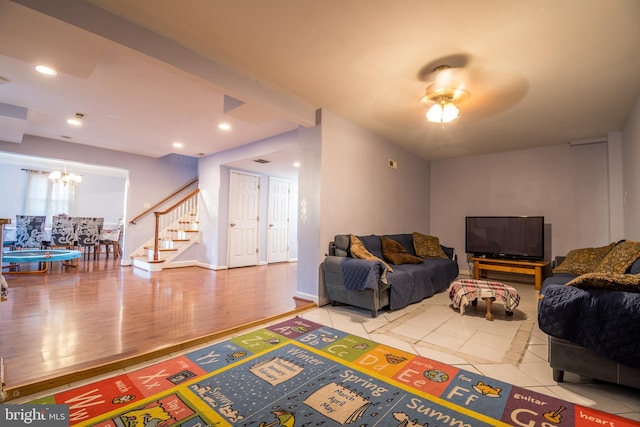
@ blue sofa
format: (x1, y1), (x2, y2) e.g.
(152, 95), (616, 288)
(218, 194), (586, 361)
(538, 244), (640, 389)
(322, 233), (459, 317)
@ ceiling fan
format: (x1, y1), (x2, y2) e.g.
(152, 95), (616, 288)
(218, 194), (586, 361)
(419, 64), (470, 124)
(417, 53), (529, 124)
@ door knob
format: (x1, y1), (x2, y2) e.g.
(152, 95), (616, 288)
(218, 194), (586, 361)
(230, 223), (236, 227)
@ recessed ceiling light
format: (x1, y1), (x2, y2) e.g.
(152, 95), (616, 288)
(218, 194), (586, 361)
(172, 142), (184, 149)
(67, 112), (84, 127)
(293, 162), (300, 168)
(218, 123), (231, 131)
(35, 65), (57, 76)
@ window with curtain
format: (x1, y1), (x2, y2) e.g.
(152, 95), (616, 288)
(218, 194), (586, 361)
(24, 170), (76, 223)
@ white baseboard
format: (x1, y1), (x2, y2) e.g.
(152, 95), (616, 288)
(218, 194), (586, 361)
(196, 262), (227, 270)
(164, 260), (198, 269)
(295, 291), (318, 304)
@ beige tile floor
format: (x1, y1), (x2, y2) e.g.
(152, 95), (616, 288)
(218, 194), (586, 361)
(11, 278), (640, 422)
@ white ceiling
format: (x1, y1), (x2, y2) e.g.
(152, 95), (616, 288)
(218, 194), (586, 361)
(1, 0), (639, 176)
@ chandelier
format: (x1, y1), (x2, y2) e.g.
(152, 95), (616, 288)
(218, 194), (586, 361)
(48, 166), (82, 186)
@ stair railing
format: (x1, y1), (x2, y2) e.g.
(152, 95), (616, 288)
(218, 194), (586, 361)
(129, 178), (198, 225)
(152, 189), (200, 261)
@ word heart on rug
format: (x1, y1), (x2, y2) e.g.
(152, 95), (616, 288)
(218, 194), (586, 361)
(28, 316), (634, 427)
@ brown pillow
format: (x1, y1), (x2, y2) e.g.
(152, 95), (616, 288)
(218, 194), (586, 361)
(349, 234), (393, 272)
(412, 232), (448, 258)
(552, 243), (615, 275)
(566, 272), (640, 293)
(381, 237), (424, 265)
(595, 240), (640, 274)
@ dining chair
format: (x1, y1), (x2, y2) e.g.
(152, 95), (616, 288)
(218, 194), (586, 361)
(99, 227), (121, 259)
(49, 214), (77, 249)
(76, 217), (104, 259)
(14, 215), (46, 248)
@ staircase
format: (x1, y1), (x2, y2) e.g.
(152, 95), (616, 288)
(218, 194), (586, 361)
(131, 188), (200, 272)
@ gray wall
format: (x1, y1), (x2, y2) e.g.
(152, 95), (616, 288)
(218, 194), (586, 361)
(313, 110), (432, 304)
(430, 143), (612, 274)
(319, 110), (431, 238)
(429, 94), (640, 274)
(623, 94), (640, 239)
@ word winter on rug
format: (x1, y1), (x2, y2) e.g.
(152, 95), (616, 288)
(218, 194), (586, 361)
(29, 316), (635, 427)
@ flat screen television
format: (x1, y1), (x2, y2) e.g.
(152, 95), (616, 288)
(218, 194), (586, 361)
(465, 216), (545, 260)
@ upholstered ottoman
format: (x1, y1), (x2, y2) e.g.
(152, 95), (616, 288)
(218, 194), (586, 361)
(448, 279), (520, 321)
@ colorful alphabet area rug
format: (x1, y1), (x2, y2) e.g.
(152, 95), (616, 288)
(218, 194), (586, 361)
(30, 316), (634, 427)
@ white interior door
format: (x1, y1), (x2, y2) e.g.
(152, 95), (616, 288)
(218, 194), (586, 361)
(267, 177), (290, 263)
(228, 171), (260, 268)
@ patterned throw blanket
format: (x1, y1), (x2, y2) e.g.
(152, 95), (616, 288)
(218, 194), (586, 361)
(449, 279), (520, 312)
(340, 258), (387, 290)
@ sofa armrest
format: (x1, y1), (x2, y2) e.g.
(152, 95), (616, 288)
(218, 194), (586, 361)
(441, 245), (457, 261)
(323, 256), (389, 291)
(323, 255), (344, 274)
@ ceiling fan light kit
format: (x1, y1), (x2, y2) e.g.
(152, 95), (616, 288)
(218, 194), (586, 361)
(420, 64), (470, 124)
(426, 101), (459, 123)
(422, 84), (469, 124)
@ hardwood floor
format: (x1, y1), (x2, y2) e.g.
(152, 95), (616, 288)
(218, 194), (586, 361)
(0, 257), (313, 401)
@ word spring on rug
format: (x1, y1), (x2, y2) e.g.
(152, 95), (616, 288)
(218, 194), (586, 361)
(29, 316), (635, 427)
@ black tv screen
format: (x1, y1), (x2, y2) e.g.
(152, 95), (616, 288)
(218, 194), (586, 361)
(465, 216), (544, 260)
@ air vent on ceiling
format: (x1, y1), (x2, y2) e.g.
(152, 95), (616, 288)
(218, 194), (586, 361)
(253, 159), (270, 164)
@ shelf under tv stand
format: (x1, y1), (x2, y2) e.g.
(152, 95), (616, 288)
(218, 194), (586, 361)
(472, 257), (549, 290)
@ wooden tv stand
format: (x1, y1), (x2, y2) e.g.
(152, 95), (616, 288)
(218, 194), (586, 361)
(472, 257), (549, 290)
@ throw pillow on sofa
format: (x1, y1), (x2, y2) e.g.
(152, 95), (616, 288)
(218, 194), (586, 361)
(595, 240), (640, 274)
(349, 234), (393, 272)
(381, 237), (424, 265)
(552, 242), (615, 275)
(412, 232), (448, 258)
